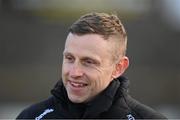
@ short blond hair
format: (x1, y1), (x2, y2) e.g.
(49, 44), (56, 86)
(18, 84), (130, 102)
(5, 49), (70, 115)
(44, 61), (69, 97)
(68, 12), (127, 62)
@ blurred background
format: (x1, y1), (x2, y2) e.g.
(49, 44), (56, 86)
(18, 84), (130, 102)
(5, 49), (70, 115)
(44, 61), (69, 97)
(0, 0), (180, 119)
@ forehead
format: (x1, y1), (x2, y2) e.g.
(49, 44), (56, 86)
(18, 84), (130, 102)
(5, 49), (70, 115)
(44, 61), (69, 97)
(64, 33), (112, 60)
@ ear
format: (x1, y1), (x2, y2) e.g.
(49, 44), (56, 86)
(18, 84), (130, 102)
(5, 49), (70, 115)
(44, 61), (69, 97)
(112, 56), (129, 79)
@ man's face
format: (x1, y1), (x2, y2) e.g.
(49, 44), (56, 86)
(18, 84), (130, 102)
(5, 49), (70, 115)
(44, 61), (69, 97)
(62, 33), (116, 103)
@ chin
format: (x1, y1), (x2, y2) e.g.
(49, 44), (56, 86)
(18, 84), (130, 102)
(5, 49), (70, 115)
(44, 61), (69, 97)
(68, 94), (86, 103)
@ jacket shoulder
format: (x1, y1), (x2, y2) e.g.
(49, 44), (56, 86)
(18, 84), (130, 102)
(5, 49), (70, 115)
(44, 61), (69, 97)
(125, 95), (166, 119)
(16, 97), (55, 119)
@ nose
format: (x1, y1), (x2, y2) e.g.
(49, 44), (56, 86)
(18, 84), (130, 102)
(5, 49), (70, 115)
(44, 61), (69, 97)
(69, 63), (84, 78)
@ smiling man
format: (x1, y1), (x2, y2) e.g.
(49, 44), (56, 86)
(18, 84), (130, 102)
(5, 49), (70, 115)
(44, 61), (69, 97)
(62, 33), (128, 104)
(16, 12), (166, 119)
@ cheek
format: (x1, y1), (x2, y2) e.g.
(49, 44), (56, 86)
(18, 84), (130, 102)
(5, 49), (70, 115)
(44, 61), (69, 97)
(97, 69), (114, 86)
(62, 63), (70, 80)
(62, 62), (70, 73)
(88, 68), (112, 89)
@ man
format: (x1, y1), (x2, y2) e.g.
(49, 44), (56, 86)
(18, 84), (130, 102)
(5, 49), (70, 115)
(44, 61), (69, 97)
(16, 12), (166, 119)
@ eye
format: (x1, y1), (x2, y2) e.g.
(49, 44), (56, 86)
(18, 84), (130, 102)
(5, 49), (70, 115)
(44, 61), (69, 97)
(64, 55), (74, 63)
(85, 59), (94, 64)
(82, 58), (96, 66)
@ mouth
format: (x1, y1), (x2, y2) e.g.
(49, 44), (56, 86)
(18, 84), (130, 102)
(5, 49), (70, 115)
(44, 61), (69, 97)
(68, 80), (88, 88)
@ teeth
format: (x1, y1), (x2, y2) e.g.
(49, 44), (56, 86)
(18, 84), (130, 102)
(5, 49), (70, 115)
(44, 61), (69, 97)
(70, 81), (86, 87)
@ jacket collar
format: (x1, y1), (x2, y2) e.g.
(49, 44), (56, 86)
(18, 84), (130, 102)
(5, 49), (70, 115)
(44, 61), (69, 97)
(51, 76), (129, 118)
(82, 78), (120, 118)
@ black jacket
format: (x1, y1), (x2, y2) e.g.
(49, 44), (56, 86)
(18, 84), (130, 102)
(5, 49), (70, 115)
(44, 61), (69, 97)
(16, 76), (166, 119)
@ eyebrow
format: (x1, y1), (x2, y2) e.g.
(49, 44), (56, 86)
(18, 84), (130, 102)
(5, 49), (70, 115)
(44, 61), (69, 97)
(63, 51), (101, 64)
(63, 51), (72, 56)
(82, 56), (100, 64)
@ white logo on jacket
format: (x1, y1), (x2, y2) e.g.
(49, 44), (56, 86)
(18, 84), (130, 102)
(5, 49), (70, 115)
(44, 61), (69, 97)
(127, 114), (135, 120)
(35, 108), (54, 120)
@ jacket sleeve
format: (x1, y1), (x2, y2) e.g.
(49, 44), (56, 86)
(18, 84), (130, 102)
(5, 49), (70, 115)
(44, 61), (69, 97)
(133, 102), (166, 119)
(16, 104), (41, 119)
(126, 95), (167, 119)
(16, 97), (55, 119)
(16, 107), (34, 119)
